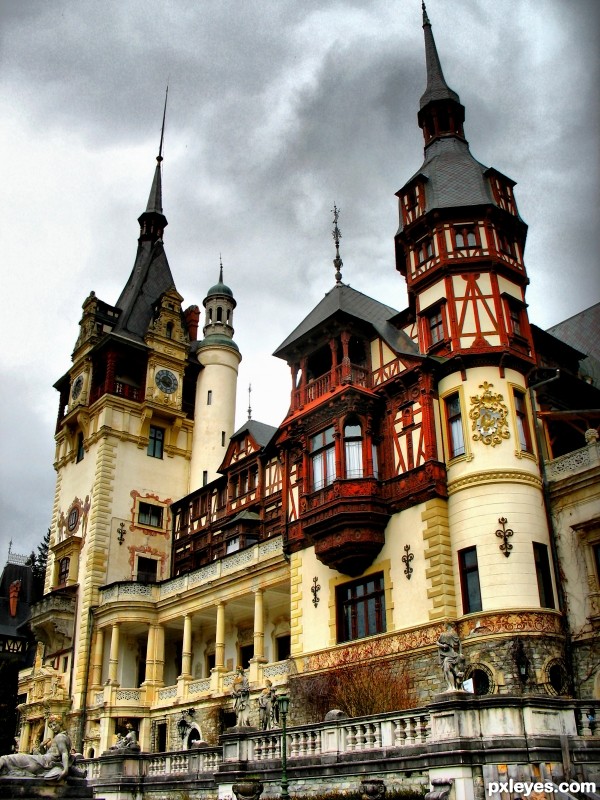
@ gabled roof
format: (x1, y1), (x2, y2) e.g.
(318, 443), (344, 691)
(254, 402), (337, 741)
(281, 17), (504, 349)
(113, 240), (177, 341)
(273, 283), (419, 360)
(232, 419), (278, 448)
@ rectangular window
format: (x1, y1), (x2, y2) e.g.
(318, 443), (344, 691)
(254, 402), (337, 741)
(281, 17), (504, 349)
(136, 556), (158, 583)
(594, 543), (600, 585)
(508, 302), (522, 336)
(458, 547), (482, 613)
(429, 309), (445, 345)
(202, 470), (208, 486)
(276, 635), (291, 661)
(58, 557), (70, 587)
(336, 572), (386, 643)
(147, 425), (165, 459)
(513, 389), (533, 452)
(417, 237), (434, 264)
(533, 542), (555, 609)
(207, 390), (213, 405)
(76, 432), (85, 463)
(138, 502), (163, 528)
(226, 536), (240, 554)
(221, 431), (226, 447)
(445, 393), (465, 458)
(311, 427), (336, 490)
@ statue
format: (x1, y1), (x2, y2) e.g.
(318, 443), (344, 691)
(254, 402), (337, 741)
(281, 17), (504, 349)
(232, 666), (251, 727)
(109, 722), (140, 752)
(0, 715), (86, 781)
(258, 680), (278, 730)
(437, 623), (465, 691)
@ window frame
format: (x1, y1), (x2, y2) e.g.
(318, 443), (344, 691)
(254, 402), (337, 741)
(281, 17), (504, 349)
(310, 426), (337, 491)
(533, 542), (555, 609)
(138, 501), (164, 529)
(343, 421), (364, 479)
(136, 555), (159, 583)
(147, 425), (165, 459)
(336, 572), (386, 644)
(444, 391), (466, 460)
(512, 387), (534, 455)
(453, 224), (478, 250)
(458, 546), (482, 614)
(58, 556), (70, 587)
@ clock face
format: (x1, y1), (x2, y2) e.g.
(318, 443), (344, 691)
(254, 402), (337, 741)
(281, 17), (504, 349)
(72, 375), (84, 400)
(155, 369), (178, 394)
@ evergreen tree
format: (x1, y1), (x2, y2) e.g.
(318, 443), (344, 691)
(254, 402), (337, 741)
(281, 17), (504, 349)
(27, 528), (50, 601)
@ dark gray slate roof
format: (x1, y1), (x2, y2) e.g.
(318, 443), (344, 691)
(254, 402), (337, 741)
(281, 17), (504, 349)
(232, 419), (278, 448)
(404, 138), (495, 229)
(274, 283), (419, 360)
(547, 302), (600, 387)
(113, 240), (177, 340)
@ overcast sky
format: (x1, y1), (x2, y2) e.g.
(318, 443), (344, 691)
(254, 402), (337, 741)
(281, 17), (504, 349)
(1, 0), (599, 561)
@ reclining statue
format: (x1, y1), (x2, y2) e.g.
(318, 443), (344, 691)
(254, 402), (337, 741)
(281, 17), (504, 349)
(0, 715), (86, 781)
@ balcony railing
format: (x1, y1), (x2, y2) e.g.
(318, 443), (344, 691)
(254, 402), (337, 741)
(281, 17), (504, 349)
(545, 440), (600, 482)
(293, 363), (369, 408)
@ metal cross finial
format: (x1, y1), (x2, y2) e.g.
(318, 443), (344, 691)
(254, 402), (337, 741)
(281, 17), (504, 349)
(247, 383), (252, 420)
(157, 85), (168, 164)
(331, 203), (343, 284)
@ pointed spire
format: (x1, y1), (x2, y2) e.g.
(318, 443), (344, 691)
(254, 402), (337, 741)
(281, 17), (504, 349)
(247, 383), (252, 420)
(145, 86), (168, 214)
(419, 3), (460, 109)
(219, 253), (224, 284)
(138, 88), (169, 242)
(331, 204), (343, 285)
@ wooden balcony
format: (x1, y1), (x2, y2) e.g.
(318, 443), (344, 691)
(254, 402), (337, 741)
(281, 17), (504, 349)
(293, 363), (369, 409)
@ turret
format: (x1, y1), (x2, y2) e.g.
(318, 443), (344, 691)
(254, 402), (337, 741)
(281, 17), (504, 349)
(189, 262), (242, 489)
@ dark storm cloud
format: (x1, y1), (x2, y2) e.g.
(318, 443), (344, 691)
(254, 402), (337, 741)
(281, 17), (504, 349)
(1, 0), (599, 558)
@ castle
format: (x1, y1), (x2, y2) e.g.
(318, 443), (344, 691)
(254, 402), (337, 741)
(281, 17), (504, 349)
(15, 3), (599, 791)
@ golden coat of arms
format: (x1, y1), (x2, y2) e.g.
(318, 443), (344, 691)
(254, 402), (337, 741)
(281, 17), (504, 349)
(469, 382), (510, 446)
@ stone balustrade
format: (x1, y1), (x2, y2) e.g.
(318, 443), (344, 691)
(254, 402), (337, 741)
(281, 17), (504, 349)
(98, 537), (284, 606)
(545, 440), (600, 482)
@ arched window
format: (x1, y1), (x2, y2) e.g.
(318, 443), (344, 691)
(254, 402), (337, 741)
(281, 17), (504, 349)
(344, 422), (363, 478)
(217, 306), (223, 323)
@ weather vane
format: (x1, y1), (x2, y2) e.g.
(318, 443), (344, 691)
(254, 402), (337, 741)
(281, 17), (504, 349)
(331, 203), (343, 285)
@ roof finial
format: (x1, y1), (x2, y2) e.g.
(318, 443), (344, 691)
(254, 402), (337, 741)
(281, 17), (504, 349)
(247, 383), (252, 420)
(331, 203), (343, 285)
(219, 253), (224, 283)
(157, 85), (168, 164)
(422, 1), (430, 26)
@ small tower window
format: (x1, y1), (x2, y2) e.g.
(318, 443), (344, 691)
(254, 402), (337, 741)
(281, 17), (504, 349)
(513, 389), (533, 453)
(202, 470), (208, 486)
(217, 306), (223, 323)
(445, 393), (465, 459)
(148, 425), (165, 459)
(207, 390), (213, 405)
(428, 308), (445, 345)
(455, 226), (477, 249)
(58, 557), (70, 587)
(208, 308), (213, 323)
(166, 322), (173, 339)
(417, 237), (434, 265)
(458, 547), (482, 614)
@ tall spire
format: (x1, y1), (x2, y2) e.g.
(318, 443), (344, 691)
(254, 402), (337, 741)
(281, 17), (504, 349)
(332, 204), (343, 285)
(138, 88), (169, 242)
(418, 4), (465, 145)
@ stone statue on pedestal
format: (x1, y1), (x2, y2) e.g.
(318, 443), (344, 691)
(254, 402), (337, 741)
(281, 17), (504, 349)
(0, 716), (86, 781)
(232, 666), (251, 727)
(437, 623), (466, 691)
(109, 723), (140, 752)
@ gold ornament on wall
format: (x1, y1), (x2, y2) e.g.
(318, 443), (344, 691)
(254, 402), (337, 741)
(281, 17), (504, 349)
(469, 382), (510, 447)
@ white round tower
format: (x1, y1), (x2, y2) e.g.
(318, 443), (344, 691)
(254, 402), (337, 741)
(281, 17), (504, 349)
(189, 265), (241, 490)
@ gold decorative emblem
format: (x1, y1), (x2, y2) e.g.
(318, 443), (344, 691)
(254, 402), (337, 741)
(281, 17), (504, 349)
(469, 382), (510, 446)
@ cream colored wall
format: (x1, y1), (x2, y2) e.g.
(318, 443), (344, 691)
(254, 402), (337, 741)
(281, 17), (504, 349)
(296, 503), (435, 656)
(417, 278), (446, 312)
(438, 366), (554, 615)
(190, 345), (241, 491)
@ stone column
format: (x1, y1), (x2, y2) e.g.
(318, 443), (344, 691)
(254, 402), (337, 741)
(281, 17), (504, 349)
(144, 623), (156, 685)
(249, 589), (267, 683)
(92, 626), (105, 687)
(154, 624), (165, 687)
(211, 602), (227, 693)
(108, 623), (120, 685)
(181, 613), (193, 678)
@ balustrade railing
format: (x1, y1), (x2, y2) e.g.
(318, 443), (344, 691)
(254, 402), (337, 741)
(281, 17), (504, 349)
(293, 363), (370, 408)
(247, 707), (430, 763)
(546, 441), (600, 482)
